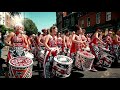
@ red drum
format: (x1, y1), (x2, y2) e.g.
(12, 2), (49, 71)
(75, 51), (95, 71)
(52, 55), (73, 78)
(9, 56), (33, 78)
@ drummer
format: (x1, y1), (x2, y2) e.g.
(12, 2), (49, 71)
(89, 28), (106, 71)
(81, 28), (88, 50)
(63, 30), (71, 56)
(104, 30), (113, 53)
(4, 23), (29, 63)
(43, 26), (59, 78)
(70, 25), (84, 64)
(112, 29), (120, 66)
(86, 34), (91, 44)
(38, 29), (48, 47)
(37, 29), (48, 63)
(57, 32), (63, 54)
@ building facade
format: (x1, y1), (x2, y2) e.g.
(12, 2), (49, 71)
(56, 12), (79, 33)
(0, 12), (15, 28)
(0, 12), (6, 26)
(78, 12), (120, 33)
(56, 12), (63, 32)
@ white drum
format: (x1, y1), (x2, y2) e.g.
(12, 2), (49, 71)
(75, 51), (95, 71)
(37, 49), (45, 63)
(25, 52), (34, 60)
(52, 55), (73, 78)
(9, 56), (33, 78)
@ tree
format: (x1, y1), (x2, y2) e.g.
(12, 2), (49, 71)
(9, 12), (21, 16)
(23, 18), (38, 36)
(0, 25), (14, 35)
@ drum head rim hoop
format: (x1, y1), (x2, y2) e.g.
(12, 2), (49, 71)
(54, 55), (73, 65)
(78, 51), (95, 59)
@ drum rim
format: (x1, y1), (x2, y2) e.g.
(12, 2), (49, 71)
(9, 56), (33, 68)
(54, 55), (73, 65)
(78, 51), (95, 59)
(99, 47), (110, 51)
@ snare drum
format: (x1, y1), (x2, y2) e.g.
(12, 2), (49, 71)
(75, 51), (95, 71)
(52, 55), (73, 78)
(37, 49), (45, 63)
(9, 56), (33, 78)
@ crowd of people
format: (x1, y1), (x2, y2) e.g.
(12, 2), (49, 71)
(0, 23), (120, 78)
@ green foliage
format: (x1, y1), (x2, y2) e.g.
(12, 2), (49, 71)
(0, 25), (14, 35)
(23, 18), (38, 36)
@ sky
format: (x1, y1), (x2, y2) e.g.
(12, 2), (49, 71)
(21, 12), (56, 32)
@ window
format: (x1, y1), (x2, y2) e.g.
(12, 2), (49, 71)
(81, 19), (84, 28)
(87, 17), (90, 27)
(96, 12), (100, 24)
(106, 12), (111, 21)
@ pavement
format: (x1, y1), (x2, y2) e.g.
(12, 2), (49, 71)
(1, 46), (120, 78)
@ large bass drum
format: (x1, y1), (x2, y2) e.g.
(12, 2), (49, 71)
(52, 55), (73, 78)
(9, 56), (33, 78)
(75, 51), (95, 71)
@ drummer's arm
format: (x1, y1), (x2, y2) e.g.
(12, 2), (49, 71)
(72, 34), (82, 43)
(116, 35), (120, 43)
(95, 33), (105, 44)
(63, 35), (66, 47)
(4, 32), (13, 47)
(23, 35), (29, 49)
(38, 35), (44, 46)
(44, 35), (51, 51)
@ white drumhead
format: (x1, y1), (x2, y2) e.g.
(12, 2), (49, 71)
(9, 56), (33, 68)
(54, 55), (73, 65)
(79, 51), (95, 59)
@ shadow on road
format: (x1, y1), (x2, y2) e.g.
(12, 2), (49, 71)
(110, 63), (120, 68)
(95, 66), (107, 71)
(68, 71), (84, 78)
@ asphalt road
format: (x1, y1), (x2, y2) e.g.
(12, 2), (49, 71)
(1, 46), (120, 78)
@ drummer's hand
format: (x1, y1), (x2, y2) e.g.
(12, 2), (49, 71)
(25, 48), (30, 51)
(56, 47), (60, 53)
(103, 42), (107, 46)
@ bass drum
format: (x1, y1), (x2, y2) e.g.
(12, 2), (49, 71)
(52, 55), (73, 78)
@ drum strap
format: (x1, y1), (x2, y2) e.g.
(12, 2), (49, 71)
(7, 51), (12, 63)
(44, 50), (51, 65)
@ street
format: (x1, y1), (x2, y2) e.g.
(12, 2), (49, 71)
(1, 46), (120, 78)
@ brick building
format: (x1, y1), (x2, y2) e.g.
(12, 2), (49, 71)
(78, 12), (120, 33)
